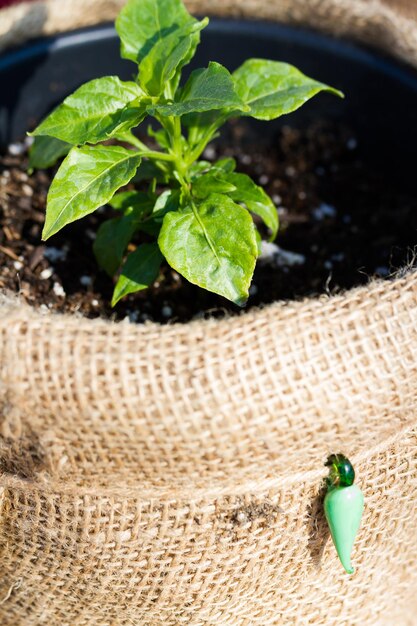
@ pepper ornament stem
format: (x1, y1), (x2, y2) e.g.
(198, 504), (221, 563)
(324, 454), (364, 574)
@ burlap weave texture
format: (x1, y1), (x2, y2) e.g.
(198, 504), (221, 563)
(1, 0), (417, 65)
(0, 1), (417, 624)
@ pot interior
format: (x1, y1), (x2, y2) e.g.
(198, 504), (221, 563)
(0, 19), (416, 321)
(0, 19), (417, 188)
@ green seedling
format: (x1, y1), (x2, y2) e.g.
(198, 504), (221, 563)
(30, 0), (343, 307)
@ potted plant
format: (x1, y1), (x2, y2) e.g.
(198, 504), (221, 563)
(0, 0), (416, 624)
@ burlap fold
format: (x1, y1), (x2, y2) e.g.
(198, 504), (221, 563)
(0, 1), (417, 624)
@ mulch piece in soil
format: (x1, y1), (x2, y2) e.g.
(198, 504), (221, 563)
(1, 119), (416, 324)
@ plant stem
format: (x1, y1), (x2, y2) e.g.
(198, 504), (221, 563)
(175, 170), (191, 198)
(186, 113), (231, 165)
(117, 132), (149, 152)
(139, 150), (176, 162)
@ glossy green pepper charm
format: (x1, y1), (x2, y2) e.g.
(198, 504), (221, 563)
(324, 454), (364, 574)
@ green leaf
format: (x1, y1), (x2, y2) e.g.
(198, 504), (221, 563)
(158, 194), (258, 305)
(31, 77), (146, 145)
(152, 62), (247, 117)
(28, 135), (71, 171)
(108, 189), (176, 239)
(116, 0), (195, 63)
(93, 214), (137, 277)
(192, 171), (237, 199)
(255, 229), (263, 255)
(189, 160), (211, 179)
(112, 243), (163, 305)
(190, 157), (236, 180)
(226, 172), (278, 240)
(109, 190), (154, 213)
(233, 59), (344, 120)
(133, 190), (180, 237)
(184, 109), (220, 143)
(43, 145), (141, 239)
(168, 26), (202, 95)
(137, 221), (162, 238)
(190, 167), (278, 239)
(152, 189), (180, 219)
(214, 157), (236, 173)
(139, 19), (208, 97)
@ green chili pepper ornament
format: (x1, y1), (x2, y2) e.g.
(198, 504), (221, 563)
(324, 454), (364, 574)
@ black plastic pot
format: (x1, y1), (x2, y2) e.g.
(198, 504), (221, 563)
(0, 19), (417, 189)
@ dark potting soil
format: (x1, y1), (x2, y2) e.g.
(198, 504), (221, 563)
(0, 120), (416, 324)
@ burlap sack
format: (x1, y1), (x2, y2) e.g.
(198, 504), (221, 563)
(0, 1), (416, 625)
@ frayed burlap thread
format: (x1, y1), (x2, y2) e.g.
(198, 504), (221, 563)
(1, 1), (417, 624)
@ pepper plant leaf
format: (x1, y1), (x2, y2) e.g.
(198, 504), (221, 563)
(31, 0), (345, 308)
(112, 243), (163, 305)
(191, 168), (278, 239)
(30, 77), (146, 145)
(192, 171), (237, 199)
(94, 192), (155, 276)
(151, 62), (247, 117)
(139, 19), (208, 97)
(152, 189), (180, 219)
(28, 135), (71, 171)
(158, 193), (258, 305)
(93, 214), (137, 277)
(116, 0), (195, 64)
(189, 160), (211, 179)
(109, 190), (154, 212)
(233, 59), (344, 120)
(135, 190), (180, 238)
(214, 157), (236, 173)
(225, 172), (278, 240)
(168, 25), (204, 95)
(43, 145), (141, 239)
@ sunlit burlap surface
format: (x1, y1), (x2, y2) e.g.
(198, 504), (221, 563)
(1, 0), (417, 65)
(0, 1), (417, 625)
